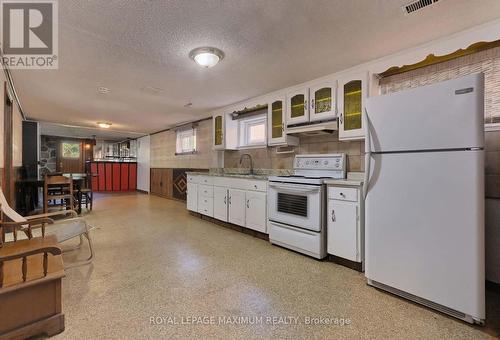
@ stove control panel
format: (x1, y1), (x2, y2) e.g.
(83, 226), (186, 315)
(293, 154), (346, 171)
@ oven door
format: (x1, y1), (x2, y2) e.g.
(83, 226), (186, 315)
(268, 181), (323, 232)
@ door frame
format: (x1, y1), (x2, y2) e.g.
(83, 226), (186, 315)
(3, 82), (14, 205)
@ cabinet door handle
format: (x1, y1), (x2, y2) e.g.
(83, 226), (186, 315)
(340, 113), (343, 124)
(304, 99), (308, 111)
(311, 98), (315, 110)
(246, 199), (249, 209)
(331, 209), (336, 222)
(224, 196), (226, 205)
(228, 196), (231, 205)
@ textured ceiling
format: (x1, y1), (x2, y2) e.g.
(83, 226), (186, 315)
(11, 0), (500, 135)
(38, 122), (145, 141)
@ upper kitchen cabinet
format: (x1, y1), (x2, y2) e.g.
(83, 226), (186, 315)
(286, 81), (337, 126)
(338, 71), (368, 140)
(212, 112), (237, 150)
(212, 113), (225, 149)
(309, 81), (337, 123)
(286, 88), (309, 126)
(268, 97), (299, 146)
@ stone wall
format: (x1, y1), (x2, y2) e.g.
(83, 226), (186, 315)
(39, 135), (58, 175)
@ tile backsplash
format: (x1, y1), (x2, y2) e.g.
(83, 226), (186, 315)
(224, 131), (364, 172)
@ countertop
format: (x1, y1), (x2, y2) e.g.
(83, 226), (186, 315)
(323, 179), (363, 186)
(324, 172), (364, 187)
(187, 169), (365, 184)
(186, 168), (292, 181)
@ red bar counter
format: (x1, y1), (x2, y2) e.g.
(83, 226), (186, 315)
(89, 161), (137, 192)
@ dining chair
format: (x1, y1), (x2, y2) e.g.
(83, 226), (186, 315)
(79, 172), (94, 211)
(0, 188), (94, 266)
(44, 174), (74, 214)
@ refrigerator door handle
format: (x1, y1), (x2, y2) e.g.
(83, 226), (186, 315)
(363, 107), (371, 200)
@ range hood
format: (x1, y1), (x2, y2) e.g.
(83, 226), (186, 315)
(286, 120), (338, 136)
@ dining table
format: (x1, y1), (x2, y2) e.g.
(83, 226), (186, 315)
(16, 173), (88, 215)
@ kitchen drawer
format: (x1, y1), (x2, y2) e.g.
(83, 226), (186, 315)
(198, 184), (213, 197)
(198, 176), (213, 185)
(328, 186), (358, 202)
(187, 175), (199, 183)
(211, 176), (267, 192)
(198, 196), (213, 217)
(246, 180), (267, 192)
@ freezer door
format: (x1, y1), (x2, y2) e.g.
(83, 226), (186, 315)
(365, 150), (485, 320)
(366, 74), (484, 152)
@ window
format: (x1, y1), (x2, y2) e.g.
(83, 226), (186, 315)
(238, 114), (267, 148)
(175, 127), (197, 154)
(61, 142), (80, 158)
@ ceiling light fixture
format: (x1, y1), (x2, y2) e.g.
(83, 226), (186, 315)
(189, 47), (224, 68)
(97, 122), (112, 129)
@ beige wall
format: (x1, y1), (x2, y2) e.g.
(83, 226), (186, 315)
(150, 119), (218, 169)
(0, 76), (23, 169)
(224, 134), (364, 172)
(13, 101), (23, 167)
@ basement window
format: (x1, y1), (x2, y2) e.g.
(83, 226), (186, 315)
(238, 114), (267, 148)
(175, 127), (197, 155)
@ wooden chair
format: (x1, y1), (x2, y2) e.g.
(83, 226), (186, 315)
(0, 207), (65, 338)
(79, 173), (94, 211)
(44, 174), (74, 214)
(0, 188), (94, 266)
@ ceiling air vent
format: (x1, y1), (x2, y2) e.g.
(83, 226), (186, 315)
(402, 0), (439, 15)
(141, 86), (165, 94)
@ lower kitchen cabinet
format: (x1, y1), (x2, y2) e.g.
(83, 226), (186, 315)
(327, 185), (364, 265)
(245, 191), (267, 233)
(186, 182), (198, 212)
(198, 195), (213, 217)
(213, 186), (228, 221)
(187, 174), (268, 234)
(228, 188), (246, 227)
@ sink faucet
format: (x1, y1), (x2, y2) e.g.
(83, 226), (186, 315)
(239, 153), (254, 175)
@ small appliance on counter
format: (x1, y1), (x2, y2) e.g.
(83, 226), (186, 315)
(267, 153), (346, 259)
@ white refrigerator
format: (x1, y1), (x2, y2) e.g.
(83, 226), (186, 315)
(364, 74), (485, 324)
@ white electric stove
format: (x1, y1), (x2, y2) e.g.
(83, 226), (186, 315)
(267, 154), (346, 259)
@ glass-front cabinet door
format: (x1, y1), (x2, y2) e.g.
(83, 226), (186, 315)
(309, 81), (336, 122)
(338, 71), (368, 140)
(213, 113), (224, 149)
(268, 98), (285, 145)
(286, 88), (309, 126)
(267, 97), (299, 146)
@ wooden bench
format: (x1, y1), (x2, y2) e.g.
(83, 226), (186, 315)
(0, 234), (65, 339)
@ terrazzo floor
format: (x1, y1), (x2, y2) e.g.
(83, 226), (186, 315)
(53, 193), (499, 339)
